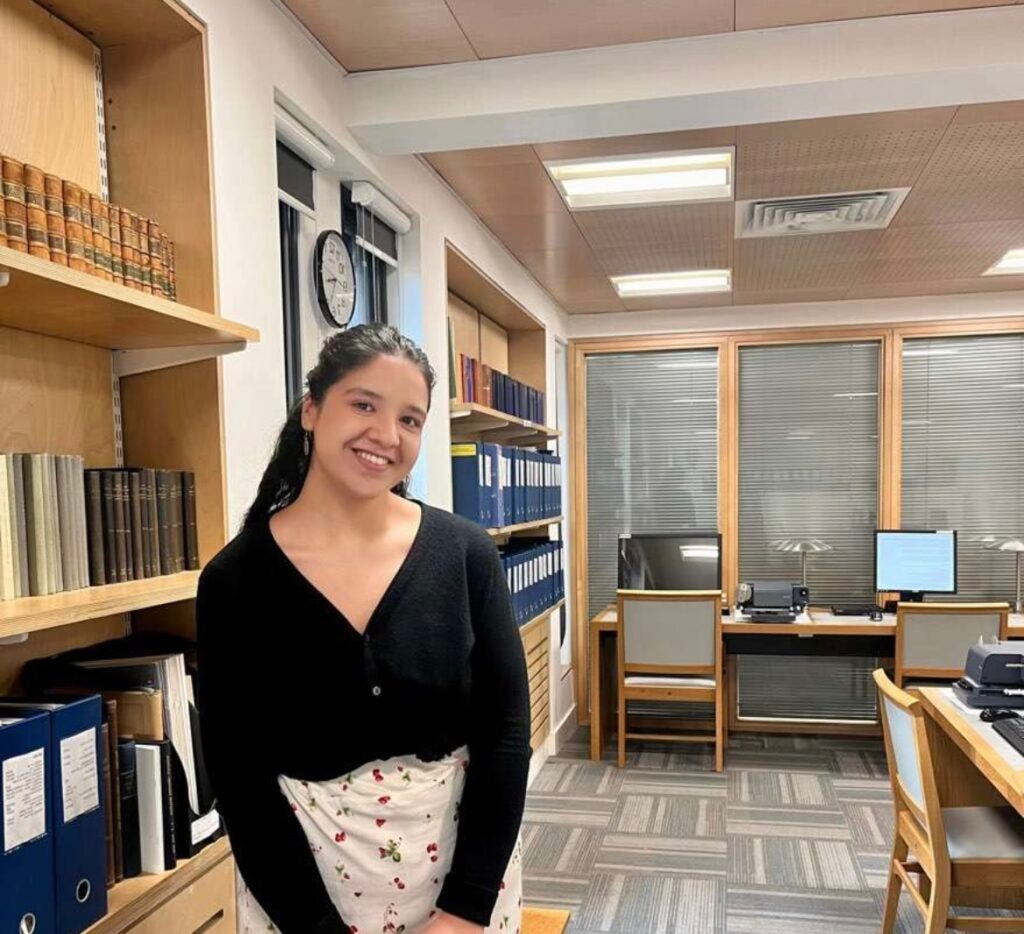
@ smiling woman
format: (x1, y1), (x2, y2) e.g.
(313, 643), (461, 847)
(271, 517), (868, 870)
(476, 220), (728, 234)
(196, 324), (530, 934)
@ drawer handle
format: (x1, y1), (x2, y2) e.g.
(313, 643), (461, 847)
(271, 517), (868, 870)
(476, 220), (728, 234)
(193, 909), (226, 934)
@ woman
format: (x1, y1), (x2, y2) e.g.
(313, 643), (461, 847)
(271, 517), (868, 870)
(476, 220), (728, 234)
(197, 324), (530, 934)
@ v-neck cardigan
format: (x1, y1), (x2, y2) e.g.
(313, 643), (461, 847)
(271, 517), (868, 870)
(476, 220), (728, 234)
(195, 502), (531, 934)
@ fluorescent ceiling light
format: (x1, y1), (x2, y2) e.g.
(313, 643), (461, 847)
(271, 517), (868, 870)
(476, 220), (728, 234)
(612, 270), (731, 297)
(544, 148), (733, 210)
(832, 391), (878, 399)
(985, 248), (1024, 275)
(902, 348), (959, 357)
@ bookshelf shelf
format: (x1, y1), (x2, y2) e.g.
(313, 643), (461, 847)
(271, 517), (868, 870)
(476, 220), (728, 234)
(520, 598), (566, 636)
(84, 836), (233, 934)
(451, 402), (561, 447)
(0, 246), (259, 351)
(0, 571), (201, 640)
(487, 516), (564, 538)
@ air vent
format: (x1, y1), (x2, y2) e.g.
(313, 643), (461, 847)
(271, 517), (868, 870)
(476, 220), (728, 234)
(735, 188), (910, 238)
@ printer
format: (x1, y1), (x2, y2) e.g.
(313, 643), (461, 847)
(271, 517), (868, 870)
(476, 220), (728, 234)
(953, 642), (1024, 709)
(736, 581), (809, 623)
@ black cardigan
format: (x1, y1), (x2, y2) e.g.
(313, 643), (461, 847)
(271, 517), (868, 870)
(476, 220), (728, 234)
(195, 502), (530, 933)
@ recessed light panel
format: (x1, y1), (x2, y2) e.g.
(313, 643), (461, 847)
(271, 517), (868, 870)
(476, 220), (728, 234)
(611, 270), (732, 297)
(985, 248), (1024, 276)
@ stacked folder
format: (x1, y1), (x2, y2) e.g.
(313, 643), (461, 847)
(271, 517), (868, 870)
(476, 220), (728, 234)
(452, 442), (562, 529)
(500, 539), (565, 627)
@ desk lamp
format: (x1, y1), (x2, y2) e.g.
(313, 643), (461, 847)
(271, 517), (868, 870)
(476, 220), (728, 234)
(769, 538), (833, 587)
(985, 537), (1024, 613)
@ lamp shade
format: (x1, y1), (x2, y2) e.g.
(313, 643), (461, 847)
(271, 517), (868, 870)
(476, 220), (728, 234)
(769, 538), (834, 554)
(985, 537), (1024, 553)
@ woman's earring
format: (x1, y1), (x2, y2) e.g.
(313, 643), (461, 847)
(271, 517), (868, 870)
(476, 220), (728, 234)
(303, 431), (311, 457)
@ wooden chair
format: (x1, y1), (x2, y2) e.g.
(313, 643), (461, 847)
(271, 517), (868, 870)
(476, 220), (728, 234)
(895, 603), (1009, 687)
(522, 908), (571, 934)
(616, 589), (724, 771)
(874, 669), (1024, 933)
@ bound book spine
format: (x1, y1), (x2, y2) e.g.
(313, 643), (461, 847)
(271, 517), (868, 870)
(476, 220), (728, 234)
(44, 173), (67, 265)
(121, 208), (139, 289)
(137, 214), (152, 293)
(81, 193), (95, 273)
(101, 721), (116, 889)
(156, 471), (172, 575)
(2, 156), (28, 253)
(182, 471), (199, 571)
(0, 163), (6, 248)
(85, 470), (105, 585)
(23, 164), (49, 260)
(109, 205), (124, 284)
(165, 236), (176, 300)
(129, 471), (144, 581)
(63, 180), (86, 271)
(145, 468), (159, 577)
(91, 193), (111, 281)
(148, 220), (164, 298)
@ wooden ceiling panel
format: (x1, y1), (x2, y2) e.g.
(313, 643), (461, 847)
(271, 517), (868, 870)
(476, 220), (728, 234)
(865, 219), (1024, 282)
(516, 247), (610, 284)
(442, 164), (567, 216)
(622, 292), (733, 311)
(282, 1), (474, 72)
(444, 0), (734, 59)
(533, 128), (736, 162)
(846, 274), (1024, 299)
(736, 230), (886, 291)
(424, 146), (539, 175)
(735, 0), (1017, 31)
(736, 116), (951, 200)
(734, 287), (851, 306)
(560, 298), (628, 314)
(481, 211), (587, 252)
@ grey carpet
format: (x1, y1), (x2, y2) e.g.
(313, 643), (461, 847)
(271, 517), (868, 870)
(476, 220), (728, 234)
(521, 728), (1023, 933)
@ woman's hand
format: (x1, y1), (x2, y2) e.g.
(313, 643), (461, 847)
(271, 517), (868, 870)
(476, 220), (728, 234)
(417, 910), (485, 934)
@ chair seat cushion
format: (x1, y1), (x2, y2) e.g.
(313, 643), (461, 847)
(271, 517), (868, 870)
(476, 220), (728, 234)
(944, 806), (1024, 860)
(624, 676), (716, 687)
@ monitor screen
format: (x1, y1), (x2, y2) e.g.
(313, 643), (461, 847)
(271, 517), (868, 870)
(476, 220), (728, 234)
(618, 532), (722, 591)
(874, 530), (957, 595)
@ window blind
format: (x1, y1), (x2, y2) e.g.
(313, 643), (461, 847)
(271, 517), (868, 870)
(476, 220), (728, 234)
(585, 349), (719, 621)
(738, 342), (880, 604)
(901, 334), (1024, 601)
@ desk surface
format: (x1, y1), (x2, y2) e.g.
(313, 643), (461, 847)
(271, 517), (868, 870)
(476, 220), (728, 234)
(919, 687), (1024, 818)
(591, 605), (1024, 638)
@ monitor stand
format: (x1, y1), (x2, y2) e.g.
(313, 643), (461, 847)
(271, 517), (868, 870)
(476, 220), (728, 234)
(899, 591), (925, 603)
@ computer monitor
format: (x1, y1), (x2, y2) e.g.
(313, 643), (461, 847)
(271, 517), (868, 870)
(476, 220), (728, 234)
(874, 529), (957, 601)
(618, 531), (722, 592)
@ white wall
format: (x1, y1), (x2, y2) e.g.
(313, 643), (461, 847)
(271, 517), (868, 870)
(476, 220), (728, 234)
(189, 0), (569, 533)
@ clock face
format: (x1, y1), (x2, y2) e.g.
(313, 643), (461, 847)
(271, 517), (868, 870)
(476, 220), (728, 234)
(315, 230), (356, 328)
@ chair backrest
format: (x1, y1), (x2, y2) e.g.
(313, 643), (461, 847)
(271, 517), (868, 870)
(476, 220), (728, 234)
(617, 590), (720, 670)
(896, 602), (1009, 682)
(873, 669), (946, 862)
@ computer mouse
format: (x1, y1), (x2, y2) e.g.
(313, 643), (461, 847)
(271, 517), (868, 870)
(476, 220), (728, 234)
(981, 708), (1020, 722)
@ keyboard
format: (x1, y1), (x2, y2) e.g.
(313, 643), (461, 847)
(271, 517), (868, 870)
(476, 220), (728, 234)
(831, 604), (884, 617)
(993, 715), (1024, 757)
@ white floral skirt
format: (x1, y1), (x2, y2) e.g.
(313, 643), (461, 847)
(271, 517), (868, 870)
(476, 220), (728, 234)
(236, 747), (523, 934)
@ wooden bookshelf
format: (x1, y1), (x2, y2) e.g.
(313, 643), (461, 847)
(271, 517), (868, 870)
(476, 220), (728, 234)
(487, 516), (563, 538)
(0, 571), (200, 640)
(85, 837), (234, 934)
(451, 401), (561, 447)
(0, 246), (257, 350)
(521, 598), (566, 635)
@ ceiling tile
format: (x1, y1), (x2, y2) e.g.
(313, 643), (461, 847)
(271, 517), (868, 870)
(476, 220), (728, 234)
(516, 248), (610, 283)
(862, 219), (1024, 282)
(480, 211), (587, 252)
(733, 287), (851, 305)
(562, 298), (628, 314)
(533, 128), (737, 162)
(621, 292), (733, 311)
(282, 0), (475, 72)
(735, 231), (886, 291)
(735, 0), (1016, 31)
(445, 0), (733, 59)
(440, 163), (567, 216)
(846, 274), (1024, 299)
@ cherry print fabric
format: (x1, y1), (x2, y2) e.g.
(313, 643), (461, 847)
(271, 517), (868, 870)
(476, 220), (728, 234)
(236, 747), (523, 934)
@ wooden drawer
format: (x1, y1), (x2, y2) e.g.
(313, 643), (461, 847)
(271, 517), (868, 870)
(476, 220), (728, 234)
(125, 855), (236, 934)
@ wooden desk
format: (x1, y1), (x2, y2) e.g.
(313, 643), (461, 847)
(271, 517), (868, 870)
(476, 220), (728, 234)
(919, 687), (1024, 818)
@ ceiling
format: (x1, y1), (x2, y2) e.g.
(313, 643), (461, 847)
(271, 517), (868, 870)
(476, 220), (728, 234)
(283, 0), (1022, 73)
(423, 103), (1024, 313)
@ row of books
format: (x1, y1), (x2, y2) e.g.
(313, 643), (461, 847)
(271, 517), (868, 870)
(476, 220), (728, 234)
(454, 352), (546, 424)
(0, 154), (177, 299)
(1, 636), (221, 933)
(0, 453), (199, 601)
(500, 539), (565, 627)
(452, 443), (562, 529)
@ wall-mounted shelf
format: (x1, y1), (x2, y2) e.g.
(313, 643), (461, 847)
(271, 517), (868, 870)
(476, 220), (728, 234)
(0, 246), (258, 351)
(451, 402), (560, 447)
(0, 571), (200, 640)
(487, 516), (563, 538)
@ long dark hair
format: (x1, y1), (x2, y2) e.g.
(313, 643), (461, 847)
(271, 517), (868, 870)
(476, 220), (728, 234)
(243, 323), (436, 528)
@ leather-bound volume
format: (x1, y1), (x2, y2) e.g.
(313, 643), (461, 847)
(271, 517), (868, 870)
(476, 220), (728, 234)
(137, 214), (152, 293)
(85, 470), (105, 585)
(109, 205), (124, 284)
(2, 156), (28, 252)
(144, 468), (159, 577)
(100, 721), (116, 888)
(104, 699), (124, 883)
(0, 169), (6, 248)
(90, 193), (111, 280)
(111, 471), (128, 583)
(169, 472), (184, 573)
(23, 164), (49, 259)
(148, 220), (164, 297)
(155, 470), (172, 574)
(120, 208), (139, 289)
(81, 195), (95, 273)
(63, 180), (86, 270)
(164, 235), (176, 300)
(43, 173), (67, 265)
(128, 471), (144, 580)
(182, 471), (199, 570)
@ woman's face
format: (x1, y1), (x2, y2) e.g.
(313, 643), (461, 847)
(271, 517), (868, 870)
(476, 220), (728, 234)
(302, 354), (430, 500)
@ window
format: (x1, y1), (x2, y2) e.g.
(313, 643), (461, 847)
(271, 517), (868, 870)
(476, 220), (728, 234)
(901, 333), (1024, 601)
(738, 341), (880, 603)
(585, 349), (719, 620)
(341, 184), (397, 326)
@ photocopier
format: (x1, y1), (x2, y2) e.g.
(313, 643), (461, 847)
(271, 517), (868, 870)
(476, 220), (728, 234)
(735, 581), (809, 623)
(953, 642), (1024, 709)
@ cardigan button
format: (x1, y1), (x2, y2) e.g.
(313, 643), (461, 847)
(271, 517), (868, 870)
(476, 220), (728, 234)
(371, 685), (382, 697)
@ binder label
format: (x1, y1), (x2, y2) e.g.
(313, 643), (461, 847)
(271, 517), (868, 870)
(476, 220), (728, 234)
(59, 728), (99, 824)
(3, 747), (46, 852)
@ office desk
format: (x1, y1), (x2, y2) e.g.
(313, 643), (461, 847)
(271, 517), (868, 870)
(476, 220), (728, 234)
(919, 687), (1024, 818)
(588, 607), (1024, 762)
